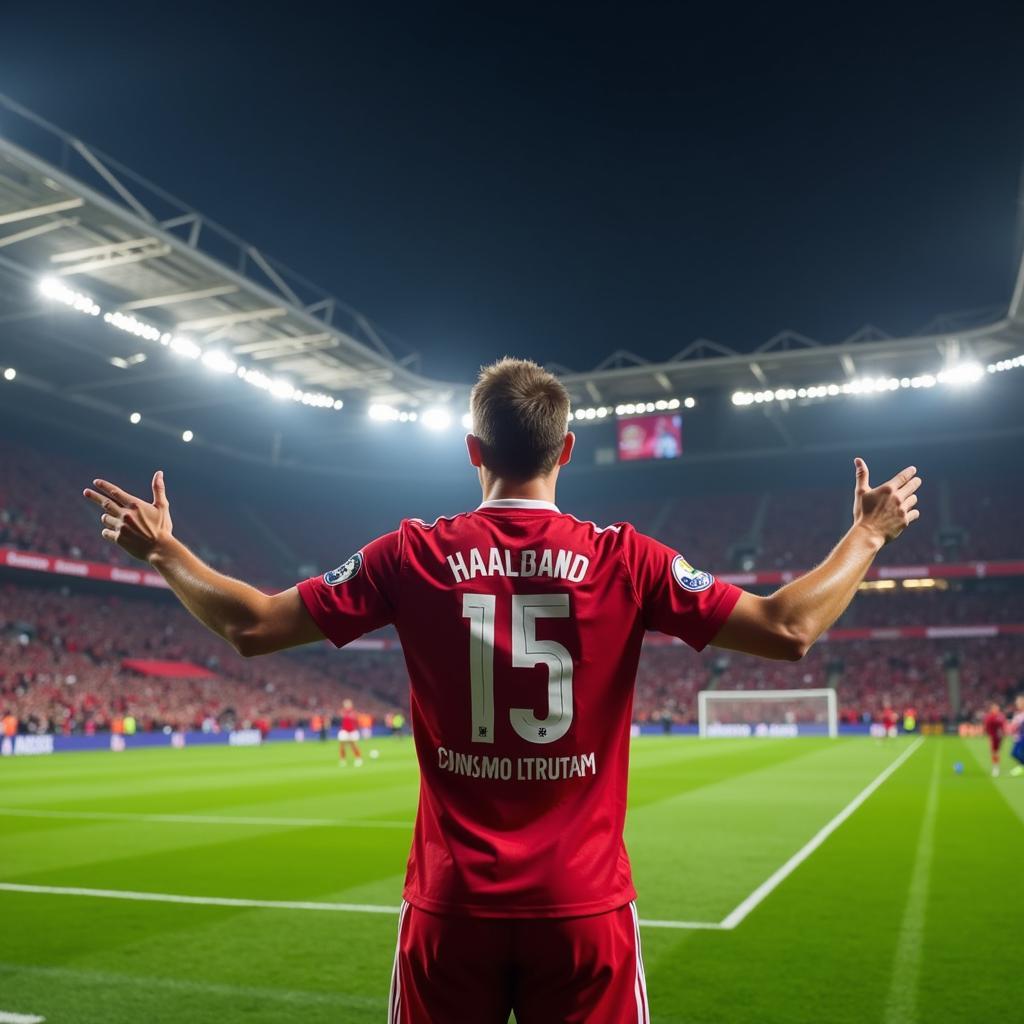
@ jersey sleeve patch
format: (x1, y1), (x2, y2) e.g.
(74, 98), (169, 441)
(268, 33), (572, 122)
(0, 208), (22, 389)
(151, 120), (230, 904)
(323, 551), (363, 586)
(671, 554), (714, 593)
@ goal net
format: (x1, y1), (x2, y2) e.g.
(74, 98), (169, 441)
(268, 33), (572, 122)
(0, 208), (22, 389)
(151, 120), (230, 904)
(697, 688), (838, 738)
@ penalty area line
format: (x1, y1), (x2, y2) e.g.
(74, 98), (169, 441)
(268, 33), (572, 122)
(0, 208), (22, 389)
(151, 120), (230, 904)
(0, 882), (721, 930)
(718, 736), (926, 930)
(0, 1013), (46, 1023)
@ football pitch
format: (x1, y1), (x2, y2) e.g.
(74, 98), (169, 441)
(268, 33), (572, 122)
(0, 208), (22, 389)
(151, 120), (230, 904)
(0, 735), (1020, 1024)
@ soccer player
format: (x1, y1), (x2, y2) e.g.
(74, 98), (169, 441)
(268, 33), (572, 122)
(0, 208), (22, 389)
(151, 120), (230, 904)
(880, 703), (899, 740)
(1009, 695), (1024, 778)
(84, 357), (921, 1023)
(338, 698), (363, 767)
(982, 701), (1007, 777)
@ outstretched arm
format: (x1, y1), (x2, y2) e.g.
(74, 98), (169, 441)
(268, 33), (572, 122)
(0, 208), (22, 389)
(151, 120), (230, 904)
(711, 458), (921, 661)
(84, 471), (323, 657)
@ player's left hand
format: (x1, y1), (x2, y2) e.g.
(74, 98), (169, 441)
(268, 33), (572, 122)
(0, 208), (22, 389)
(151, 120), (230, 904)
(83, 470), (174, 563)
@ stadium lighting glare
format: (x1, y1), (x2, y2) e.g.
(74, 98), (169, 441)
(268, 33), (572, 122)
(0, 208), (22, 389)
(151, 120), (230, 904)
(104, 310), (161, 342)
(988, 353), (1024, 373)
(169, 336), (201, 359)
(201, 350), (237, 374)
(368, 403), (400, 421)
(461, 412), (473, 430)
(181, 429), (194, 443)
(937, 361), (984, 386)
(2, 367), (15, 381)
(35, 276), (345, 413)
(129, 411), (141, 425)
(730, 355), (1007, 410)
(421, 407), (452, 431)
(38, 276), (101, 316)
(683, 397), (695, 409)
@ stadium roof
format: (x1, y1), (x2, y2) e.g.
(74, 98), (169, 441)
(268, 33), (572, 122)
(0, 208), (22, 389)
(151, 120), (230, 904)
(1, 93), (1023, 465)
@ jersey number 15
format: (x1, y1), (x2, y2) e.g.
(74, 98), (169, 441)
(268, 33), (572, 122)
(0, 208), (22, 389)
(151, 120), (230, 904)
(462, 593), (573, 746)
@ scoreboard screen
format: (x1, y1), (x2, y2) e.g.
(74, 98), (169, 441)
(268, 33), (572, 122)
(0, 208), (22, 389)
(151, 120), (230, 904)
(616, 414), (683, 461)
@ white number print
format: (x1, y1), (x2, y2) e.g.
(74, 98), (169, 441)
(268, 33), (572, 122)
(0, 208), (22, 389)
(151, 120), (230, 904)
(462, 592), (574, 746)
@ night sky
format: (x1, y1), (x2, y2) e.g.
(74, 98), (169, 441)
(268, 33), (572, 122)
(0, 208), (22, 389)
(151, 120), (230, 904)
(3, 2), (1023, 381)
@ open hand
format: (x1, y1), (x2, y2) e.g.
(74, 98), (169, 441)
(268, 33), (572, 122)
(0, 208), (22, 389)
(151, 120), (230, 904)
(852, 458), (921, 546)
(83, 470), (173, 563)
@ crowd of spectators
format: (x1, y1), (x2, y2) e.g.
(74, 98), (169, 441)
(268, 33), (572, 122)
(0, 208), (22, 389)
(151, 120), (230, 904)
(0, 583), (399, 736)
(0, 439), (289, 585)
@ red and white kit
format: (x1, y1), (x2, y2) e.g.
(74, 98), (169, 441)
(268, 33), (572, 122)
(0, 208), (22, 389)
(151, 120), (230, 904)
(298, 499), (740, 1023)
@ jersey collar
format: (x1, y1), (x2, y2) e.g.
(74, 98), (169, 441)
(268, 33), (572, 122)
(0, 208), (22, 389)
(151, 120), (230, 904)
(476, 498), (560, 512)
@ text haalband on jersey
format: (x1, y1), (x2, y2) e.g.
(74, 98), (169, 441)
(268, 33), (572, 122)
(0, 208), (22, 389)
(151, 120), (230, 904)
(447, 547), (590, 583)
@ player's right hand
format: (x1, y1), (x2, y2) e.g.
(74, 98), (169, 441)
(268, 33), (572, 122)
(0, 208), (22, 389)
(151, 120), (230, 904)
(852, 458), (921, 545)
(83, 470), (174, 564)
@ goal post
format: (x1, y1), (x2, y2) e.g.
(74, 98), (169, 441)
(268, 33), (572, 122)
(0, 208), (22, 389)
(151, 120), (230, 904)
(697, 688), (838, 739)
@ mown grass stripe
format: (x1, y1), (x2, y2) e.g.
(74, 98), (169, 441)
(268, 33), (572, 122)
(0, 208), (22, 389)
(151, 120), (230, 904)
(883, 745), (940, 1024)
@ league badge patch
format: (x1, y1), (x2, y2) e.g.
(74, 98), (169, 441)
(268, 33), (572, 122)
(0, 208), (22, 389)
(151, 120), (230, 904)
(672, 554), (714, 593)
(324, 551), (363, 586)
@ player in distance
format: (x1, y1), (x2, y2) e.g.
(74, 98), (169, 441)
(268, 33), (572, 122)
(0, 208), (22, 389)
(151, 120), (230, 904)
(84, 357), (921, 1023)
(338, 698), (363, 767)
(982, 701), (1007, 777)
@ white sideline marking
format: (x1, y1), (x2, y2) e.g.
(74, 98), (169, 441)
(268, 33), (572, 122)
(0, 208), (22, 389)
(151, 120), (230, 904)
(0, 1013), (46, 1023)
(718, 737), (925, 930)
(0, 808), (412, 829)
(0, 883), (400, 916)
(0, 881), (718, 929)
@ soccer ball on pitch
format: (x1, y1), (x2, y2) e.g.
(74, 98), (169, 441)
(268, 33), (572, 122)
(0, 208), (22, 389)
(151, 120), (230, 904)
(369, 749), (380, 759)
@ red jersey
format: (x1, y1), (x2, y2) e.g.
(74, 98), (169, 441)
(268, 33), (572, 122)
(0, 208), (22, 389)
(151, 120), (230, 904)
(881, 709), (898, 729)
(983, 711), (1006, 740)
(298, 499), (741, 918)
(341, 711), (359, 732)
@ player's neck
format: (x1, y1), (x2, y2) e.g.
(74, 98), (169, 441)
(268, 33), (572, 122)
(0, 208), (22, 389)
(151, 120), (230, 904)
(480, 475), (557, 506)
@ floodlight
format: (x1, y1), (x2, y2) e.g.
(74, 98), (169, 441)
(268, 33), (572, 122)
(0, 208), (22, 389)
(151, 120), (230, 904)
(129, 412), (141, 424)
(201, 350), (237, 374)
(422, 407), (452, 431)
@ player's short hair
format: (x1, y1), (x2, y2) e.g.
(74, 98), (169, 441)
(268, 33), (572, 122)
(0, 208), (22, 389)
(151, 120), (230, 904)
(470, 358), (570, 480)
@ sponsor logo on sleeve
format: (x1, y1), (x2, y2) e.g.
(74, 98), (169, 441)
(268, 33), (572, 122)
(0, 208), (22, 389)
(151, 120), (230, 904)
(323, 551), (363, 586)
(672, 554), (714, 593)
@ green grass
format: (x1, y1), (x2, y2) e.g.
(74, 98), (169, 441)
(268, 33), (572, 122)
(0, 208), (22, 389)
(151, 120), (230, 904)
(0, 735), (1019, 1023)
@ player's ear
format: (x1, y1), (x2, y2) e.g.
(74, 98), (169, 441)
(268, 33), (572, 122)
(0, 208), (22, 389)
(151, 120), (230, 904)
(558, 432), (575, 466)
(466, 433), (484, 468)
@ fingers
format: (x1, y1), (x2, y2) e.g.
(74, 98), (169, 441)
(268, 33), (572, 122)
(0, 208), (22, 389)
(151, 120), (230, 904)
(902, 493), (918, 512)
(906, 509), (920, 523)
(888, 465), (917, 489)
(92, 478), (144, 509)
(84, 489), (128, 516)
(897, 474), (922, 499)
(151, 469), (167, 508)
(854, 457), (869, 491)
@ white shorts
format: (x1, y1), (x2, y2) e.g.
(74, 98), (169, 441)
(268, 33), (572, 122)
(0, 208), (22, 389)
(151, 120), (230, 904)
(338, 729), (359, 742)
